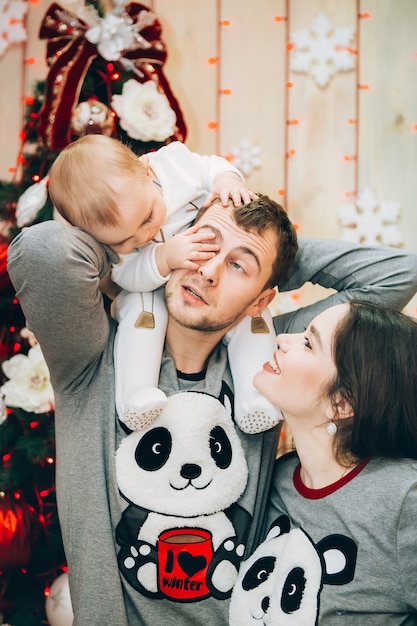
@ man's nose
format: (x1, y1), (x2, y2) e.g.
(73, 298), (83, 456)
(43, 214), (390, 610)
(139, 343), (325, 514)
(198, 255), (221, 285)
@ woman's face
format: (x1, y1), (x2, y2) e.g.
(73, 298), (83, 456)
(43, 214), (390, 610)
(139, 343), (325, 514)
(254, 304), (349, 421)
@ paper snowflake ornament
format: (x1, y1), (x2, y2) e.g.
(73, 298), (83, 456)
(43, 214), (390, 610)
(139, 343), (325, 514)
(0, 0), (28, 59)
(337, 188), (402, 246)
(290, 13), (355, 88)
(230, 140), (261, 176)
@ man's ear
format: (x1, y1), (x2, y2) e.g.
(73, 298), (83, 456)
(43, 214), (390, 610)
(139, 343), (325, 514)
(244, 288), (277, 318)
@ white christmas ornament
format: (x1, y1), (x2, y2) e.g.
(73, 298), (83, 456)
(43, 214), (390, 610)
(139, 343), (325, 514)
(290, 13), (355, 88)
(45, 572), (74, 626)
(231, 140), (262, 176)
(0, 0), (28, 58)
(337, 188), (402, 247)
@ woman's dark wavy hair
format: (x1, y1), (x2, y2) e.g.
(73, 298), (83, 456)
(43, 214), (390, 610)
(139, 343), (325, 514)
(327, 300), (417, 464)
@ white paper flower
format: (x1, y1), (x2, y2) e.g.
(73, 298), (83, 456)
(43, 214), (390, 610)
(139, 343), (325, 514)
(111, 80), (176, 141)
(1, 344), (54, 414)
(86, 12), (135, 61)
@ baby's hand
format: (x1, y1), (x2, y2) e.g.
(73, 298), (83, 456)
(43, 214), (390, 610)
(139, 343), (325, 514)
(203, 172), (258, 208)
(155, 225), (218, 276)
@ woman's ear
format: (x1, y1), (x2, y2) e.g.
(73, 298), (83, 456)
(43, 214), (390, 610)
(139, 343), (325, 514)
(326, 394), (354, 422)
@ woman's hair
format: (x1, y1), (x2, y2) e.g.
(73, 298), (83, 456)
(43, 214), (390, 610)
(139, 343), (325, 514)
(48, 135), (147, 230)
(327, 301), (417, 464)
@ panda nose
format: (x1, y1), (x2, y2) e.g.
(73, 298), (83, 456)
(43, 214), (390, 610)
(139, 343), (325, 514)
(261, 596), (270, 613)
(181, 464), (201, 479)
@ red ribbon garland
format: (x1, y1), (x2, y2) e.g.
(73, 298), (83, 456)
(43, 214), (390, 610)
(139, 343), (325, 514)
(37, 2), (187, 151)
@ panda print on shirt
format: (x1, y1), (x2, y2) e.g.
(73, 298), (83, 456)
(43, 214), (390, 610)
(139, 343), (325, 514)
(115, 391), (252, 602)
(229, 515), (357, 625)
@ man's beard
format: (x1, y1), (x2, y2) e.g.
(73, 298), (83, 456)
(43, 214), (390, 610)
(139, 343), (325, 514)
(165, 289), (241, 333)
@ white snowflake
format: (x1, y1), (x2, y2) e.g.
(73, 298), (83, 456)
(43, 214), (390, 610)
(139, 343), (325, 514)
(337, 188), (402, 247)
(290, 13), (355, 88)
(0, 0), (28, 59)
(230, 140), (261, 177)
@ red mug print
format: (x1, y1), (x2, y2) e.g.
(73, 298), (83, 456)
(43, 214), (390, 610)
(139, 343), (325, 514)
(157, 528), (213, 601)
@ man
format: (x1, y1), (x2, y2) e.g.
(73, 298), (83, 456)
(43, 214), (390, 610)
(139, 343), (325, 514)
(7, 196), (417, 626)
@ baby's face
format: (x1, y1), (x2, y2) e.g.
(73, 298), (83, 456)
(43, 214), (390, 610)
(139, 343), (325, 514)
(91, 176), (167, 253)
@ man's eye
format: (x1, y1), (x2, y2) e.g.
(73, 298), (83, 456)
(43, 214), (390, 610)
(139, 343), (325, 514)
(145, 211), (154, 224)
(304, 336), (312, 349)
(231, 261), (243, 271)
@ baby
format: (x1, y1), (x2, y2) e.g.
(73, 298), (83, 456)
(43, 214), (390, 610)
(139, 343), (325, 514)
(49, 134), (281, 434)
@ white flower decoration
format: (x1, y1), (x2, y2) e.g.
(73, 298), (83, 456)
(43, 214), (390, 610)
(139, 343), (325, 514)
(111, 80), (176, 141)
(1, 344), (55, 414)
(85, 12), (136, 61)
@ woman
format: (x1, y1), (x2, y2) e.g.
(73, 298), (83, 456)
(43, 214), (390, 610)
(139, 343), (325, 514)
(229, 301), (417, 625)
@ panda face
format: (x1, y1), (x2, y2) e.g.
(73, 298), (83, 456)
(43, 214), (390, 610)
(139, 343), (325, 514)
(229, 524), (322, 626)
(116, 392), (248, 517)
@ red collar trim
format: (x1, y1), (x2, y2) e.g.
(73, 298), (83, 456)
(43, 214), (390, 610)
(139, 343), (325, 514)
(293, 457), (371, 499)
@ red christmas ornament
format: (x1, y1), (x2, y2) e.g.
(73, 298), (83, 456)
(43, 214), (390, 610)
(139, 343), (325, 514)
(0, 241), (11, 291)
(0, 494), (43, 571)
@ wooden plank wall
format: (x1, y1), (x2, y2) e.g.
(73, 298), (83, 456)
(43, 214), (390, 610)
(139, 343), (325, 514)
(1, 0), (416, 312)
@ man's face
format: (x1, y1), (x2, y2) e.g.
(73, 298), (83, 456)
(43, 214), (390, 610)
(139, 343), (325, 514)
(165, 204), (278, 333)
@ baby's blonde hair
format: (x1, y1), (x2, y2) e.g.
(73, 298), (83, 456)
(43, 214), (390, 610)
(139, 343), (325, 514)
(48, 135), (147, 230)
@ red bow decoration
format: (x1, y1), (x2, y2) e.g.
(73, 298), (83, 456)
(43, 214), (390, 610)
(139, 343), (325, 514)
(37, 2), (186, 151)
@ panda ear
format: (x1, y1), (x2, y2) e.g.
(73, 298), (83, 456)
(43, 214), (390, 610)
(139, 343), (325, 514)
(265, 514), (291, 540)
(218, 386), (233, 418)
(316, 534), (357, 585)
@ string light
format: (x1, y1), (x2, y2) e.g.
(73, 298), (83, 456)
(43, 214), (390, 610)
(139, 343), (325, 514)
(274, 16), (287, 22)
(207, 121), (218, 130)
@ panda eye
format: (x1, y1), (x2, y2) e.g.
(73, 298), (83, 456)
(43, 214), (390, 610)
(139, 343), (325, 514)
(257, 569), (269, 582)
(135, 427), (172, 471)
(288, 583), (297, 596)
(209, 425), (232, 469)
(242, 556), (276, 591)
(281, 567), (306, 614)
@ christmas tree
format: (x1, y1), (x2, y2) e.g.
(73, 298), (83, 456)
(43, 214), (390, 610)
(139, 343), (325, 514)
(0, 1), (186, 623)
